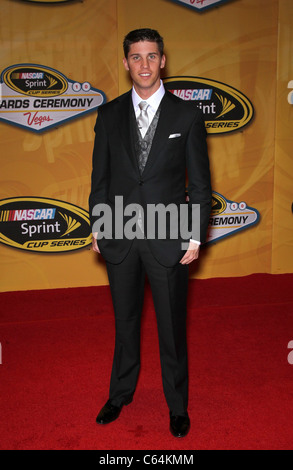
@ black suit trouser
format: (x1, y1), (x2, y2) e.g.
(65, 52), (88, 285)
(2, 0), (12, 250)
(105, 237), (189, 416)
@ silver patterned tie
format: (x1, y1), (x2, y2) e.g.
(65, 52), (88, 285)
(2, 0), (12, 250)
(136, 101), (149, 236)
(137, 101), (149, 135)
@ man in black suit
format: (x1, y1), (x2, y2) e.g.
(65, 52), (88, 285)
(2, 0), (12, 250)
(89, 28), (212, 438)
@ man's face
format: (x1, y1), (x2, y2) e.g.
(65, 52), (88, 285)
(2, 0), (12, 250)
(123, 41), (166, 98)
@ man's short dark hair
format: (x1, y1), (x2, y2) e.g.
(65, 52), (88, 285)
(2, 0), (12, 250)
(123, 28), (164, 58)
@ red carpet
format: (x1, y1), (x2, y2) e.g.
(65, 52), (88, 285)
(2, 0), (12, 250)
(1, 273), (293, 450)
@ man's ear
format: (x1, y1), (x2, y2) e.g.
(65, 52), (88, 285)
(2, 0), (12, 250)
(160, 54), (166, 69)
(123, 57), (129, 71)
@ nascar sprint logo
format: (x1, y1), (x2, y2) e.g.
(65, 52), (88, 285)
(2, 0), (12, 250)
(0, 64), (106, 133)
(164, 76), (254, 134)
(167, 0), (233, 12)
(3, 65), (68, 97)
(0, 197), (91, 252)
(206, 191), (259, 244)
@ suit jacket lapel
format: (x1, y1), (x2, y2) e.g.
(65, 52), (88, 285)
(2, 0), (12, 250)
(116, 91), (140, 175)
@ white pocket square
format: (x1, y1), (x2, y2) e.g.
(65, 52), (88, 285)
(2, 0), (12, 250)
(169, 133), (181, 139)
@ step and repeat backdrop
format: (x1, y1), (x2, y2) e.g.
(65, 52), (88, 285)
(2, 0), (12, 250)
(0, 0), (292, 291)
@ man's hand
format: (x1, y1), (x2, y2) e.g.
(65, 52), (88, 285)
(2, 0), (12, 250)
(92, 232), (100, 253)
(179, 241), (200, 265)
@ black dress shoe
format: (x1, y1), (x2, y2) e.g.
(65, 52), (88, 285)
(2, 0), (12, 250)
(169, 413), (190, 438)
(96, 398), (132, 424)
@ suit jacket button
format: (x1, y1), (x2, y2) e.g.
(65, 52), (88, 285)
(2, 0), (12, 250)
(139, 180), (143, 185)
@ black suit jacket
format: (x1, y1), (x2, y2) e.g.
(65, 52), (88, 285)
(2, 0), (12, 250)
(89, 89), (212, 266)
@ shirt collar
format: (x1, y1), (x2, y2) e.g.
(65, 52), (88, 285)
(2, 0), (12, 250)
(132, 80), (165, 112)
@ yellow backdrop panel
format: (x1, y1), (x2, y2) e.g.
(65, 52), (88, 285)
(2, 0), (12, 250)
(0, 0), (292, 292)
(0, 0), (117, 291)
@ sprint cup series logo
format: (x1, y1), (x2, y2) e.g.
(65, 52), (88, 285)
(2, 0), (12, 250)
(167, 0), (234, 12)
(0, 64), (106, 133)
(0, 197), (91, 252)
(164, 76), (254, 134)
(206, 191), (259, 244)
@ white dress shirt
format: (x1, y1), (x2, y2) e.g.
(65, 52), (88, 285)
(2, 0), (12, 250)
(132, 80), (165, 138)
